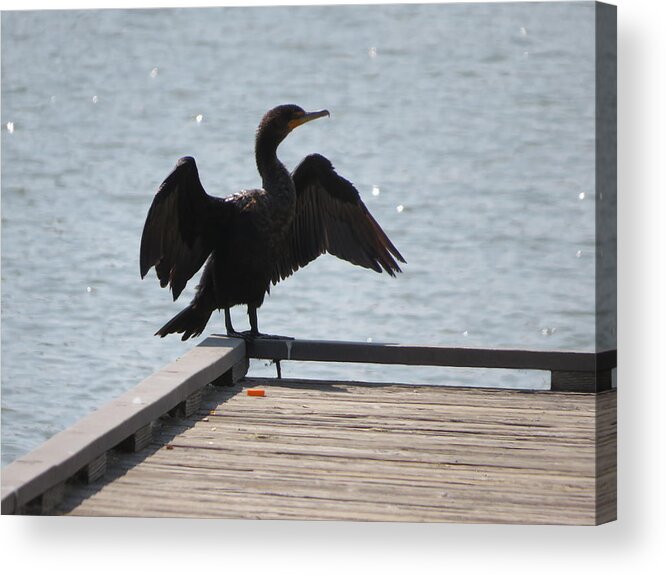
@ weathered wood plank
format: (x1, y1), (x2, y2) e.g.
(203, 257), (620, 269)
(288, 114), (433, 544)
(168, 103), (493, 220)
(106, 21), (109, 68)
(118, 423), (153, 453)
(595, 390), (617, 523)
(81, 453), (107, 484)
(1, 336), (245, 515)
(59, 378), (616, 524)
(171, 389), (204, 418)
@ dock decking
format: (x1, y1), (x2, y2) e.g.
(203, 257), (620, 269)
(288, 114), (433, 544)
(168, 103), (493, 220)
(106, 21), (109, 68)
(2, 336), (616, 524)
(59, 379), (614, 524)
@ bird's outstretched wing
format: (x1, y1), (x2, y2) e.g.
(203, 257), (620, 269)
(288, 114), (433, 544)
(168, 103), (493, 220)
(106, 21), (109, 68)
(140, 156), (228, 300)
(272, 153), (406, 284)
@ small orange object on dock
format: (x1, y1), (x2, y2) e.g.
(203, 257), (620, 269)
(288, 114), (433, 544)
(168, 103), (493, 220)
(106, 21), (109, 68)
(247, 389), (265, 397)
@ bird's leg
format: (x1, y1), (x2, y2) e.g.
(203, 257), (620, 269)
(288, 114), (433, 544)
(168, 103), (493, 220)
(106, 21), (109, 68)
(227, 306), (267, 341)
(224, 308), (234, 334)
(248, 305), (261, 337)
(224, 307), (246, 339)
(239, 305), (294, 341)
(227, 305), (263, 340)
(247, 306), (282, 379)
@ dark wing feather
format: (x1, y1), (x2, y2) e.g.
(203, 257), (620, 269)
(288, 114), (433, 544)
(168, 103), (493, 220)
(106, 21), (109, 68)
(272, 153), (405, 284)
(140, 156), (227, 300)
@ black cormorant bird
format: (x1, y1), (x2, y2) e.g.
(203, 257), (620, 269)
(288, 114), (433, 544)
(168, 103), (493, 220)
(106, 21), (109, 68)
(140, 104), (405, 340)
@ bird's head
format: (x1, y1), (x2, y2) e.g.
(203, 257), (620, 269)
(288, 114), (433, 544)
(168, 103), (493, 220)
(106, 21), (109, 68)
(257, 104), (330, 148)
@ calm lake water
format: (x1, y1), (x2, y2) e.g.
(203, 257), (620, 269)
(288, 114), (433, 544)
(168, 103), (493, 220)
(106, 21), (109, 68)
(2, 2), (602, 465)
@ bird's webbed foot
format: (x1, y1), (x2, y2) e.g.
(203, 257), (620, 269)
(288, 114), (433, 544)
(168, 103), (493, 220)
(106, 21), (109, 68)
(240, 330), (294, 341)
(224, 328), (294, 341)
(225, 329), (255, 341)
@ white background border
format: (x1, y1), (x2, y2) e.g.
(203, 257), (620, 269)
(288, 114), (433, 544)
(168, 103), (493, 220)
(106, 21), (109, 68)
(1, 0), (663, 573)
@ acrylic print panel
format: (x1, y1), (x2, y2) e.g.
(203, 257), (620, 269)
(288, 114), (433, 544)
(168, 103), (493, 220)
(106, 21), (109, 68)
(1, 2), (616, 523)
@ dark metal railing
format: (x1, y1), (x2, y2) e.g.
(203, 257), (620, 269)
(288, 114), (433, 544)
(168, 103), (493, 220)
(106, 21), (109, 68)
(245, 338), (616, 393)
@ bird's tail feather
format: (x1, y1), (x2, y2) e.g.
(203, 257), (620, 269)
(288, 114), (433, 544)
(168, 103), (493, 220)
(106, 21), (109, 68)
(155, 304), (213, 341)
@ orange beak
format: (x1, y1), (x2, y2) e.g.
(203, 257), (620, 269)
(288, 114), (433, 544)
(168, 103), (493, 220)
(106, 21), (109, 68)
(287, 109), (330, 130)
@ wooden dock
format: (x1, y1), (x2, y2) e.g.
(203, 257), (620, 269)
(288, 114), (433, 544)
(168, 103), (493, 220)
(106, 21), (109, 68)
(1, 336), (616, 524)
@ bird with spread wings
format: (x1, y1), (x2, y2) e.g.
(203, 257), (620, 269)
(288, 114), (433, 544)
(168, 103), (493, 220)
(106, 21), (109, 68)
(140, 104), (405, 341)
